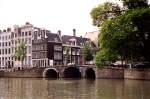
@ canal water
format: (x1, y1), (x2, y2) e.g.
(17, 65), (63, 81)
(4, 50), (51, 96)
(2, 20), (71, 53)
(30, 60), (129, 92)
(0, 78), (149, 99)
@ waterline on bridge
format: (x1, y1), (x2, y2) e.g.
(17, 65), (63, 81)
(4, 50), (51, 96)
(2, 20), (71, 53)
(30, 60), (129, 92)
(43, 68), (59, 78)
(63, 67), (82, 78)
(42, 66), (96, 79)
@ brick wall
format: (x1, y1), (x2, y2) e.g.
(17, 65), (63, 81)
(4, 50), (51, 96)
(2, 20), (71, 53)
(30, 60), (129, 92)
(96, 68), (124, 79)
(124, 69), (150, 80)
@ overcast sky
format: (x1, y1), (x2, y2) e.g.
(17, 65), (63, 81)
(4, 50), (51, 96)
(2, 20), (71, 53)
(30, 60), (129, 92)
(0, 0), (121, 36)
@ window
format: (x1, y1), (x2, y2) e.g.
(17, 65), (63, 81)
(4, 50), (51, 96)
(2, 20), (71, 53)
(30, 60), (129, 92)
(15, 33), (17, 37)
(29, 46), (31, 53)
(72, 41), (75, 45)
(72, 49), (75, 55)
(2, 37), (4, 40)
(8, 48), (10, 54)
(5, 49), (7, 54)
(54, 52), (62, 60)
(54, 45), (62, 51)
(22, 32), (24, 36)
(18, 33), (21, 37)
(12, 47), (14, 53)
(18, 39), (20, 43)
(25, 38), (28, 43)
(2, 43), (4, 47)
(15, 40), (17, 45)
(12, 40), (14, 44)
(77, 49), (80, 55)
(11, 33), (14, 38)
(28, 38), (31, 44)
(5, 42), (7, 46)
(29, 56), (31, 64)
(29, 31), (31, 36)
(54, 38), (58, 42)
(5, 36), (7, 40)
(25, 32), (28, 36)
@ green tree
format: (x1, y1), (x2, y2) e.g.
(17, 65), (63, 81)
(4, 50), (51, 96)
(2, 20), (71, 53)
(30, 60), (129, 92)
(14, 41), (27, 66)
(121, 0), (148, 9)
(64, 46), (70, 65)
(90, 2), (121, 27)
(95, 8), (150, 67)
(83, 42), (93, 64)
(94, 48), (118, 67)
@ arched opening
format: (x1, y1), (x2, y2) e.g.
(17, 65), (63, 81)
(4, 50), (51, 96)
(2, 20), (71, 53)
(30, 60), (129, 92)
(44, 69), (58, 78)
(85, 68), (96, 79)
(64, 67), (81, 78)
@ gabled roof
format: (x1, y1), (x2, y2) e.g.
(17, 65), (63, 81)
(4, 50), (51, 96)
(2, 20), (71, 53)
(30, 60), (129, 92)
(61, 35), (96, 47)
(47, 33), (61, 42)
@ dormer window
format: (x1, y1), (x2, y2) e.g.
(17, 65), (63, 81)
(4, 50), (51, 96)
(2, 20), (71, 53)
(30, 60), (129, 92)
(69, 38), (76, 46)
(54, 38), (58, 42)
(45, 33), (47, 38)
(72, 41), (75, 45)
(37, 35), (41, 39)
(66, 42), (70, 45)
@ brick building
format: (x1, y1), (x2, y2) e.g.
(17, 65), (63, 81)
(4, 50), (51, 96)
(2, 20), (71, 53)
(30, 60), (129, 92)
(61, 29), (98, 66)
(32, 29), (62, 67)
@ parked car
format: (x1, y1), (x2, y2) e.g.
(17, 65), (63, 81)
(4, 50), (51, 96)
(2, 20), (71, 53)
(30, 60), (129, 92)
(67, 63), (75, 66)
(132, 62), (150, 68)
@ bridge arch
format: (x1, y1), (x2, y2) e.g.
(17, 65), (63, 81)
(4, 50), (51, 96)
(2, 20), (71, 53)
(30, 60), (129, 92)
(85, 68), (96, 79)
(63, 66), (81, 78)
(43, 68), (59, 78)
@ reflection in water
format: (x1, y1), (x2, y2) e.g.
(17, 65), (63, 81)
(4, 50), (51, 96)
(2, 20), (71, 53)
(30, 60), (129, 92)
(0, 78), (149, 99)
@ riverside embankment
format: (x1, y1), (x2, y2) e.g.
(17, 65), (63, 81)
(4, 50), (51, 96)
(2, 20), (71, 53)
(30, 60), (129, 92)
(0, 67), (150, 80)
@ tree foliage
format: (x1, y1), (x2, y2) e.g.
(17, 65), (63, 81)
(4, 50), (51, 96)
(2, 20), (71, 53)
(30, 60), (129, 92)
(64, 46), (70, 65)
(95, 8), (150, 66)
(83, 42), (93, 62)
(94, 48), (118, 67)
(120, 0), (149, 9)
(90, 2), (121, 27)
(14, 41), (27, 65)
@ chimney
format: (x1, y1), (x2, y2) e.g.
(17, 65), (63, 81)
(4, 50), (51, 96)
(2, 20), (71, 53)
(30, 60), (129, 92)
(7, 28), (11, 32)
(58, 30), (61, 36)
(3, 29), (6, 32)
(25, 22), (30, 25)
(73, 29), (76, 37)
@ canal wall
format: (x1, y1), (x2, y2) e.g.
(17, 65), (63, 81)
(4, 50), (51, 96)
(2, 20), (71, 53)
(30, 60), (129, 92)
(1, 67), (150, 80)
(124, 69), (150, 80)
(0, 68), (44, 78)
(96, 68), (124, 79)
(96, 68), (150, 80)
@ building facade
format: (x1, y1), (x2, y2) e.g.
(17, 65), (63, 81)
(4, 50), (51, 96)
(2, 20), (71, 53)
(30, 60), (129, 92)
(84, 31), (99, 48)
(32, 29), (62, 67)
(62, 29), (98, 66)
(11, 22), (33, 67)
(0, 23), (98, 68)
(0, 29), (12, 68)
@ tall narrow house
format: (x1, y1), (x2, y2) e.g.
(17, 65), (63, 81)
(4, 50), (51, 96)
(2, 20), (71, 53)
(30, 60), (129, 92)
(32, 29), (62, 67)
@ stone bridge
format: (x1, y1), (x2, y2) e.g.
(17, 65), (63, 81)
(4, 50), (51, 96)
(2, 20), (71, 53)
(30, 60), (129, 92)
(0, 65), (97, 78)
(42, 65), (96, 78)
